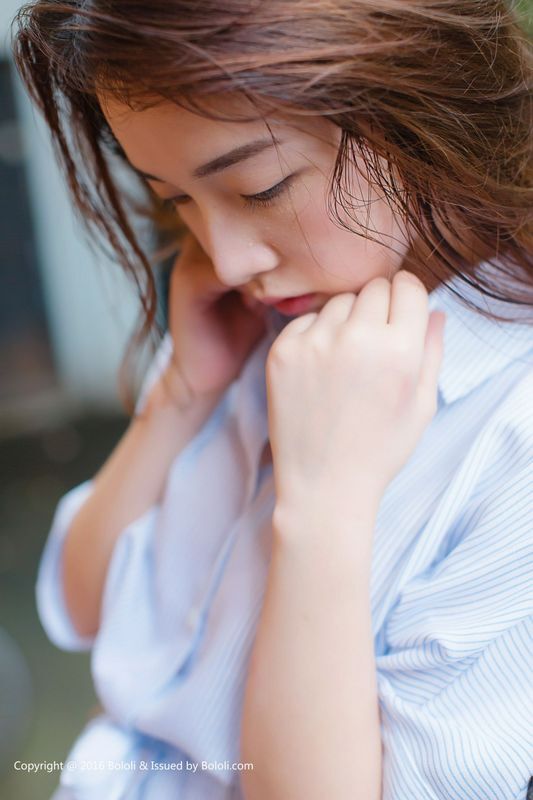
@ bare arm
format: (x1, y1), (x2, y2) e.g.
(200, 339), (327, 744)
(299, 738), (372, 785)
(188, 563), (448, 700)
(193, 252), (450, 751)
(62, 379), (223, 640)
(240, 499), (382, 800)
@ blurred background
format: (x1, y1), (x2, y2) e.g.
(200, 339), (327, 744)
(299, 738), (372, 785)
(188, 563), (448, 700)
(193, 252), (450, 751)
(0, 1), (532, 799)
(0, 2), (171, 798)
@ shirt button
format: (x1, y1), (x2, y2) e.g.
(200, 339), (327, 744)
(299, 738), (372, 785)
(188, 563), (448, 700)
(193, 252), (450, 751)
(185, 606), (200, 630)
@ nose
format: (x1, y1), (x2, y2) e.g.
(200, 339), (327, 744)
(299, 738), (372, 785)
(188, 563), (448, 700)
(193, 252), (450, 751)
(203, 215), (279, 288)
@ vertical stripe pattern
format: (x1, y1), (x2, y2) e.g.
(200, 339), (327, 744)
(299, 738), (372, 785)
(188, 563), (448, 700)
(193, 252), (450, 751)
(36, 273), (533, 799)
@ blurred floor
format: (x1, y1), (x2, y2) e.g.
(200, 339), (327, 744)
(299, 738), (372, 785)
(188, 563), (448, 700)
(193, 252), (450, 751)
(0, 413), (128, 800)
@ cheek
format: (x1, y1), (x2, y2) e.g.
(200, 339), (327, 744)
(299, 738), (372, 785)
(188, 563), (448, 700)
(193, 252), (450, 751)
(290, 192), (408, 287)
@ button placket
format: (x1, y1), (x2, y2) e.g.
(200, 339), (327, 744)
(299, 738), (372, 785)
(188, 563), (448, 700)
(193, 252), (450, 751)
(181, 516), (243, 642)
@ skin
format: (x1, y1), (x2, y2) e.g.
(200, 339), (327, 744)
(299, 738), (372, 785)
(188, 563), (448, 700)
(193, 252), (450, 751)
(100, 93), (414, 307)
(99, 92), (446, 798)
(100, 92), (436, 469)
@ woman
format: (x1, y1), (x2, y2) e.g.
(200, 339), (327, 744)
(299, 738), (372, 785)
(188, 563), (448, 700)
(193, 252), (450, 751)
(12, 1), (532, 798)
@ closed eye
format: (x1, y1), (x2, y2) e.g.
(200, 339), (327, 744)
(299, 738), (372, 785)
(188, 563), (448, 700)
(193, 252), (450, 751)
(164, 174), (295, 210)
(241, 175), (295, 209)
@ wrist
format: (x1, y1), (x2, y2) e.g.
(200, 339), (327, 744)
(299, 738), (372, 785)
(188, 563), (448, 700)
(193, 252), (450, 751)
(272, 494), (379, 562)
(139, 369), (223, 419)
(131, 383), (224, 456)
(273, 475), (382, 527)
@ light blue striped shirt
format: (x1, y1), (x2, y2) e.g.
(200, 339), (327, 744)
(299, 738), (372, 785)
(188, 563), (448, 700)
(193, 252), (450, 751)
(37, 271), (533, 799)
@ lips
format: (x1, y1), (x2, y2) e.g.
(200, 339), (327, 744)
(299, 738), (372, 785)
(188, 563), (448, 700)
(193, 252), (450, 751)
(242, 291), (320, 316)
(267, 293), (318, 315)
(257, 293), (313, 305)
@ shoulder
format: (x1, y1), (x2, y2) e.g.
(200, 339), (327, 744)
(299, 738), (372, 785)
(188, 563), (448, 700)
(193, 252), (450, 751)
(470, 358), (532, 484)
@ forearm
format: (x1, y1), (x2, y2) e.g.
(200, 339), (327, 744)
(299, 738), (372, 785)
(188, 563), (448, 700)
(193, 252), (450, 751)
(240, 501), (381, 800)
(62, 388), (222, 639)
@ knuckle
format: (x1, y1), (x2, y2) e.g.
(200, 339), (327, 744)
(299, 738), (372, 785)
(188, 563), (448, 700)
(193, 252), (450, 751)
(391, 371), (416, 404)
(308, 331), (329, 355)
(389, 337), (413, 363)
(267, 330), (304, 367)
(343, 323), (369, 349)
(384, 353), (418, 401)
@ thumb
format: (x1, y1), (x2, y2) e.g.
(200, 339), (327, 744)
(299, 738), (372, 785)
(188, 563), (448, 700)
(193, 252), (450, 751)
(418, 310), (446, 401)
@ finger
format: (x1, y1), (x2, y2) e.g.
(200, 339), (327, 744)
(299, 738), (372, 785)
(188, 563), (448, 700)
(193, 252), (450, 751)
(388, 269), (428, 333)
(349, 276), (391, 326)
(417, 310), (446, 400)
(313, 292), (356, 329)
(283, 311), (319, 335)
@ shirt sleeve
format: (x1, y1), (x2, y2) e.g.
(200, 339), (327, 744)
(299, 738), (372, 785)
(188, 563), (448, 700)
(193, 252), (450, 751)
(377, 460), (533, 800)
(35, 330), (209, 653)
(36, 479), (97, 651)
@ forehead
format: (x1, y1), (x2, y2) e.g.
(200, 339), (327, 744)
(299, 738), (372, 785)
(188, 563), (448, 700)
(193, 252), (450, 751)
(101, 94), (273, 147)
(99, 93), (338, 171)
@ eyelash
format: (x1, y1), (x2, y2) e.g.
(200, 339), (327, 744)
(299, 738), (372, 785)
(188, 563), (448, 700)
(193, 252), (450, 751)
(166, 175), (294, 211)
(242, 175), (294, 208)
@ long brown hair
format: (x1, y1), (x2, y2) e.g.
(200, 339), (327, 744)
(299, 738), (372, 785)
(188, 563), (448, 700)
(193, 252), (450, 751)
(11, 0), (533, 413)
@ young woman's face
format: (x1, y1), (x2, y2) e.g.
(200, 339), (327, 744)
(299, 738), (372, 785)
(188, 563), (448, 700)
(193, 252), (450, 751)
(101, 94), (411, 313)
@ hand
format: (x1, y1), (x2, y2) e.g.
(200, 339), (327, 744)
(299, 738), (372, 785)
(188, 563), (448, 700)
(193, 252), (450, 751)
(145, 232), (268, 410)
(265, 270), (446, 513)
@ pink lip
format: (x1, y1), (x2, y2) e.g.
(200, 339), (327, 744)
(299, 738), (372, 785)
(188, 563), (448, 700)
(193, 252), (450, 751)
(261, 293), (318, 315)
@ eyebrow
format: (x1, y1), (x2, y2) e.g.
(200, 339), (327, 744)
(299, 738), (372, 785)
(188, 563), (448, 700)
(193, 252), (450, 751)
(132, 137), (282, 183)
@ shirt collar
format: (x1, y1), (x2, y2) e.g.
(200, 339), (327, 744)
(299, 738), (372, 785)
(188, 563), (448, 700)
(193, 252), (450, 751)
(428, 272), (532, 405)
(235, 270), (533, 470)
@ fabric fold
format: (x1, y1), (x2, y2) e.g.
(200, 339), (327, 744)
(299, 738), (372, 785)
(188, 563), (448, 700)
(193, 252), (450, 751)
(36, 279), (532, 800)
(36, 480), (97, 652)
